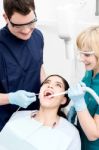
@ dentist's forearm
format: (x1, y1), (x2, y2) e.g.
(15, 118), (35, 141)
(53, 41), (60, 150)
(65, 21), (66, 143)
(0, 93), (9, 105)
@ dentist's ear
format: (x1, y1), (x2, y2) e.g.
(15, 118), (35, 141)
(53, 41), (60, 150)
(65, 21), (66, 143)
(3, 13), (9, 23)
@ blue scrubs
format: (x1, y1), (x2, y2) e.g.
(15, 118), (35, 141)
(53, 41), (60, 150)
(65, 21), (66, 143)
(0, 26), (44, 131)
(77, 71), (99, 150)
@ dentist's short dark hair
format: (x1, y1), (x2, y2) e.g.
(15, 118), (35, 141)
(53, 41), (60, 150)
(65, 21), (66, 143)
(3, 0), (35, 19)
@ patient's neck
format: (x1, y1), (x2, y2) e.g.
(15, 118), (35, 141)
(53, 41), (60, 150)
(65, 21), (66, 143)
(35, 107), (60, 127)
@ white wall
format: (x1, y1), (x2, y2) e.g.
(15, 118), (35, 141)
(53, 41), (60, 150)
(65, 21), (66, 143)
(36, 0), (98, 85)
(0, 0), (98, 85)
(0, 0), (5, 28)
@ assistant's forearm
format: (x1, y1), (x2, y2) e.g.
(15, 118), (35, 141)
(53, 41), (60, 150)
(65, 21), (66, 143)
(77, 110), (99, 141)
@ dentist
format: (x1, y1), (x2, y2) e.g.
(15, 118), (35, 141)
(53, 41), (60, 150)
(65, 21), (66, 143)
(0, 0), (46, 131)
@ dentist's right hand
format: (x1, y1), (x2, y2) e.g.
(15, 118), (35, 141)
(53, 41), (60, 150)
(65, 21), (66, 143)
(8, 90), (36, 108)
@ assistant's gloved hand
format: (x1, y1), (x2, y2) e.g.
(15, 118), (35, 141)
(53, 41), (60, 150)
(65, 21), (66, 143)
(8, 90), (36, 108)
(68, 82), (87, 111)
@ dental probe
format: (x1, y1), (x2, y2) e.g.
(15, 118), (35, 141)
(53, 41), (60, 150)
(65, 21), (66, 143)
(49, 91), (68, 97)
(49, 86), (99, 104)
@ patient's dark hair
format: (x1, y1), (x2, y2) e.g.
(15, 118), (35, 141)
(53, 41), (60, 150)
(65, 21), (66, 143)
(3, 0), (35, 19)
(41, 74), (70, 118)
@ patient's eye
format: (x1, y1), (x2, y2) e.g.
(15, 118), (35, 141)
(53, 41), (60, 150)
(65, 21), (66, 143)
(43, 80), (50, 85)
(55, 82), (62, 88)
(42, 79), (63, 88)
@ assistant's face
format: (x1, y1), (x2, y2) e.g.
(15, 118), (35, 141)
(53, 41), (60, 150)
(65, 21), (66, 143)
(79, 48), (99, 74)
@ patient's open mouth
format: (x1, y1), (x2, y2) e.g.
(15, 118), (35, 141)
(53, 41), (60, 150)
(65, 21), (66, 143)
(44, 91), (54, 98)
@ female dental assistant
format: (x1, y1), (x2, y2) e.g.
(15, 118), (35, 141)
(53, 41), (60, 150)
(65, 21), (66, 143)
(68, 26), (99, 150)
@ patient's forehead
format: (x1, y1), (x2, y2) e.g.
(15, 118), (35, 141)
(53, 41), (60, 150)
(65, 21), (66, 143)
(45, 76), (64, 86)
(47, 76), (62, 81)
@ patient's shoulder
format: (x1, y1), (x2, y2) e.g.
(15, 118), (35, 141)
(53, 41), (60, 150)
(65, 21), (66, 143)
(59, 117), (79, 137)
(10, 110), (37, 121)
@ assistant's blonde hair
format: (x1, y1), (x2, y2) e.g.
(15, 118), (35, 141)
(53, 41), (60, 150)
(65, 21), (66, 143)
(76, 26), (99, 59)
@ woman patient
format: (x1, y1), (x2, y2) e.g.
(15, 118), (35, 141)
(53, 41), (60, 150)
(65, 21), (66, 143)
(0, 74), (81, 150)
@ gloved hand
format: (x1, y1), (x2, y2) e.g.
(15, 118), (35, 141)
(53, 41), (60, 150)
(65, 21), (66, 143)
(8, 90), (36, 108)
(68, 82), (87, 111)
(67, 106), (77, 124)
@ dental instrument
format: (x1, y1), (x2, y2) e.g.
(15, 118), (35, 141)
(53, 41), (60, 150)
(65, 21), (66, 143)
(50, 86), (99, 104)
(16, 87), (99, 113)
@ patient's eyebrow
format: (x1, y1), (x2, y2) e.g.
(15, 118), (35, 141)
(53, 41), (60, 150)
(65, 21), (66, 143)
(55, 81), (64, 87)
(43, 79), (64, 88)
(43, 79), (50, 83)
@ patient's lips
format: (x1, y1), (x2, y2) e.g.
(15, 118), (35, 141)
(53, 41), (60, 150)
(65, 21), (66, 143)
(44, 90), (54, 98)
(45, 92), (52, 96)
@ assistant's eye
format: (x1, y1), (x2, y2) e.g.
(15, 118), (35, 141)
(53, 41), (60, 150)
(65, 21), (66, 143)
(84, 54), (91, 57)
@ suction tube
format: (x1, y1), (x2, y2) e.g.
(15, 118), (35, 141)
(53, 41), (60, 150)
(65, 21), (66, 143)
(82, 86), (99, 104)
(50, 87), (99, 104)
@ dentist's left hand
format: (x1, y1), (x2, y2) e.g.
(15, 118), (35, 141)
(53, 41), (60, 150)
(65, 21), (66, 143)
(8, 90), (36, 108)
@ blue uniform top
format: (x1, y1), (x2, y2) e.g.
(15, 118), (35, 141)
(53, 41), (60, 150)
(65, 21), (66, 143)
(0, 26), (44, 130)
(77, 71), (99, 150)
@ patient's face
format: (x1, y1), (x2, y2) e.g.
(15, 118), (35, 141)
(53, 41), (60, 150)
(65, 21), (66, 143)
(39, 75), (66, 109)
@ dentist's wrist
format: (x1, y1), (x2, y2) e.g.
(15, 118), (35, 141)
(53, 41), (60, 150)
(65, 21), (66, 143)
(0, 93), (9, 105)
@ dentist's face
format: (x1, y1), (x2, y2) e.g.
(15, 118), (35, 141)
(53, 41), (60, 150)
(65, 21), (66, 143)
(39, 76), (66, 109)
(4, 10), (36, 40)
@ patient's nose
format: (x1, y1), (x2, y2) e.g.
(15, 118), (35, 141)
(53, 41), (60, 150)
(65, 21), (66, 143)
(48, 84), (53, 89)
